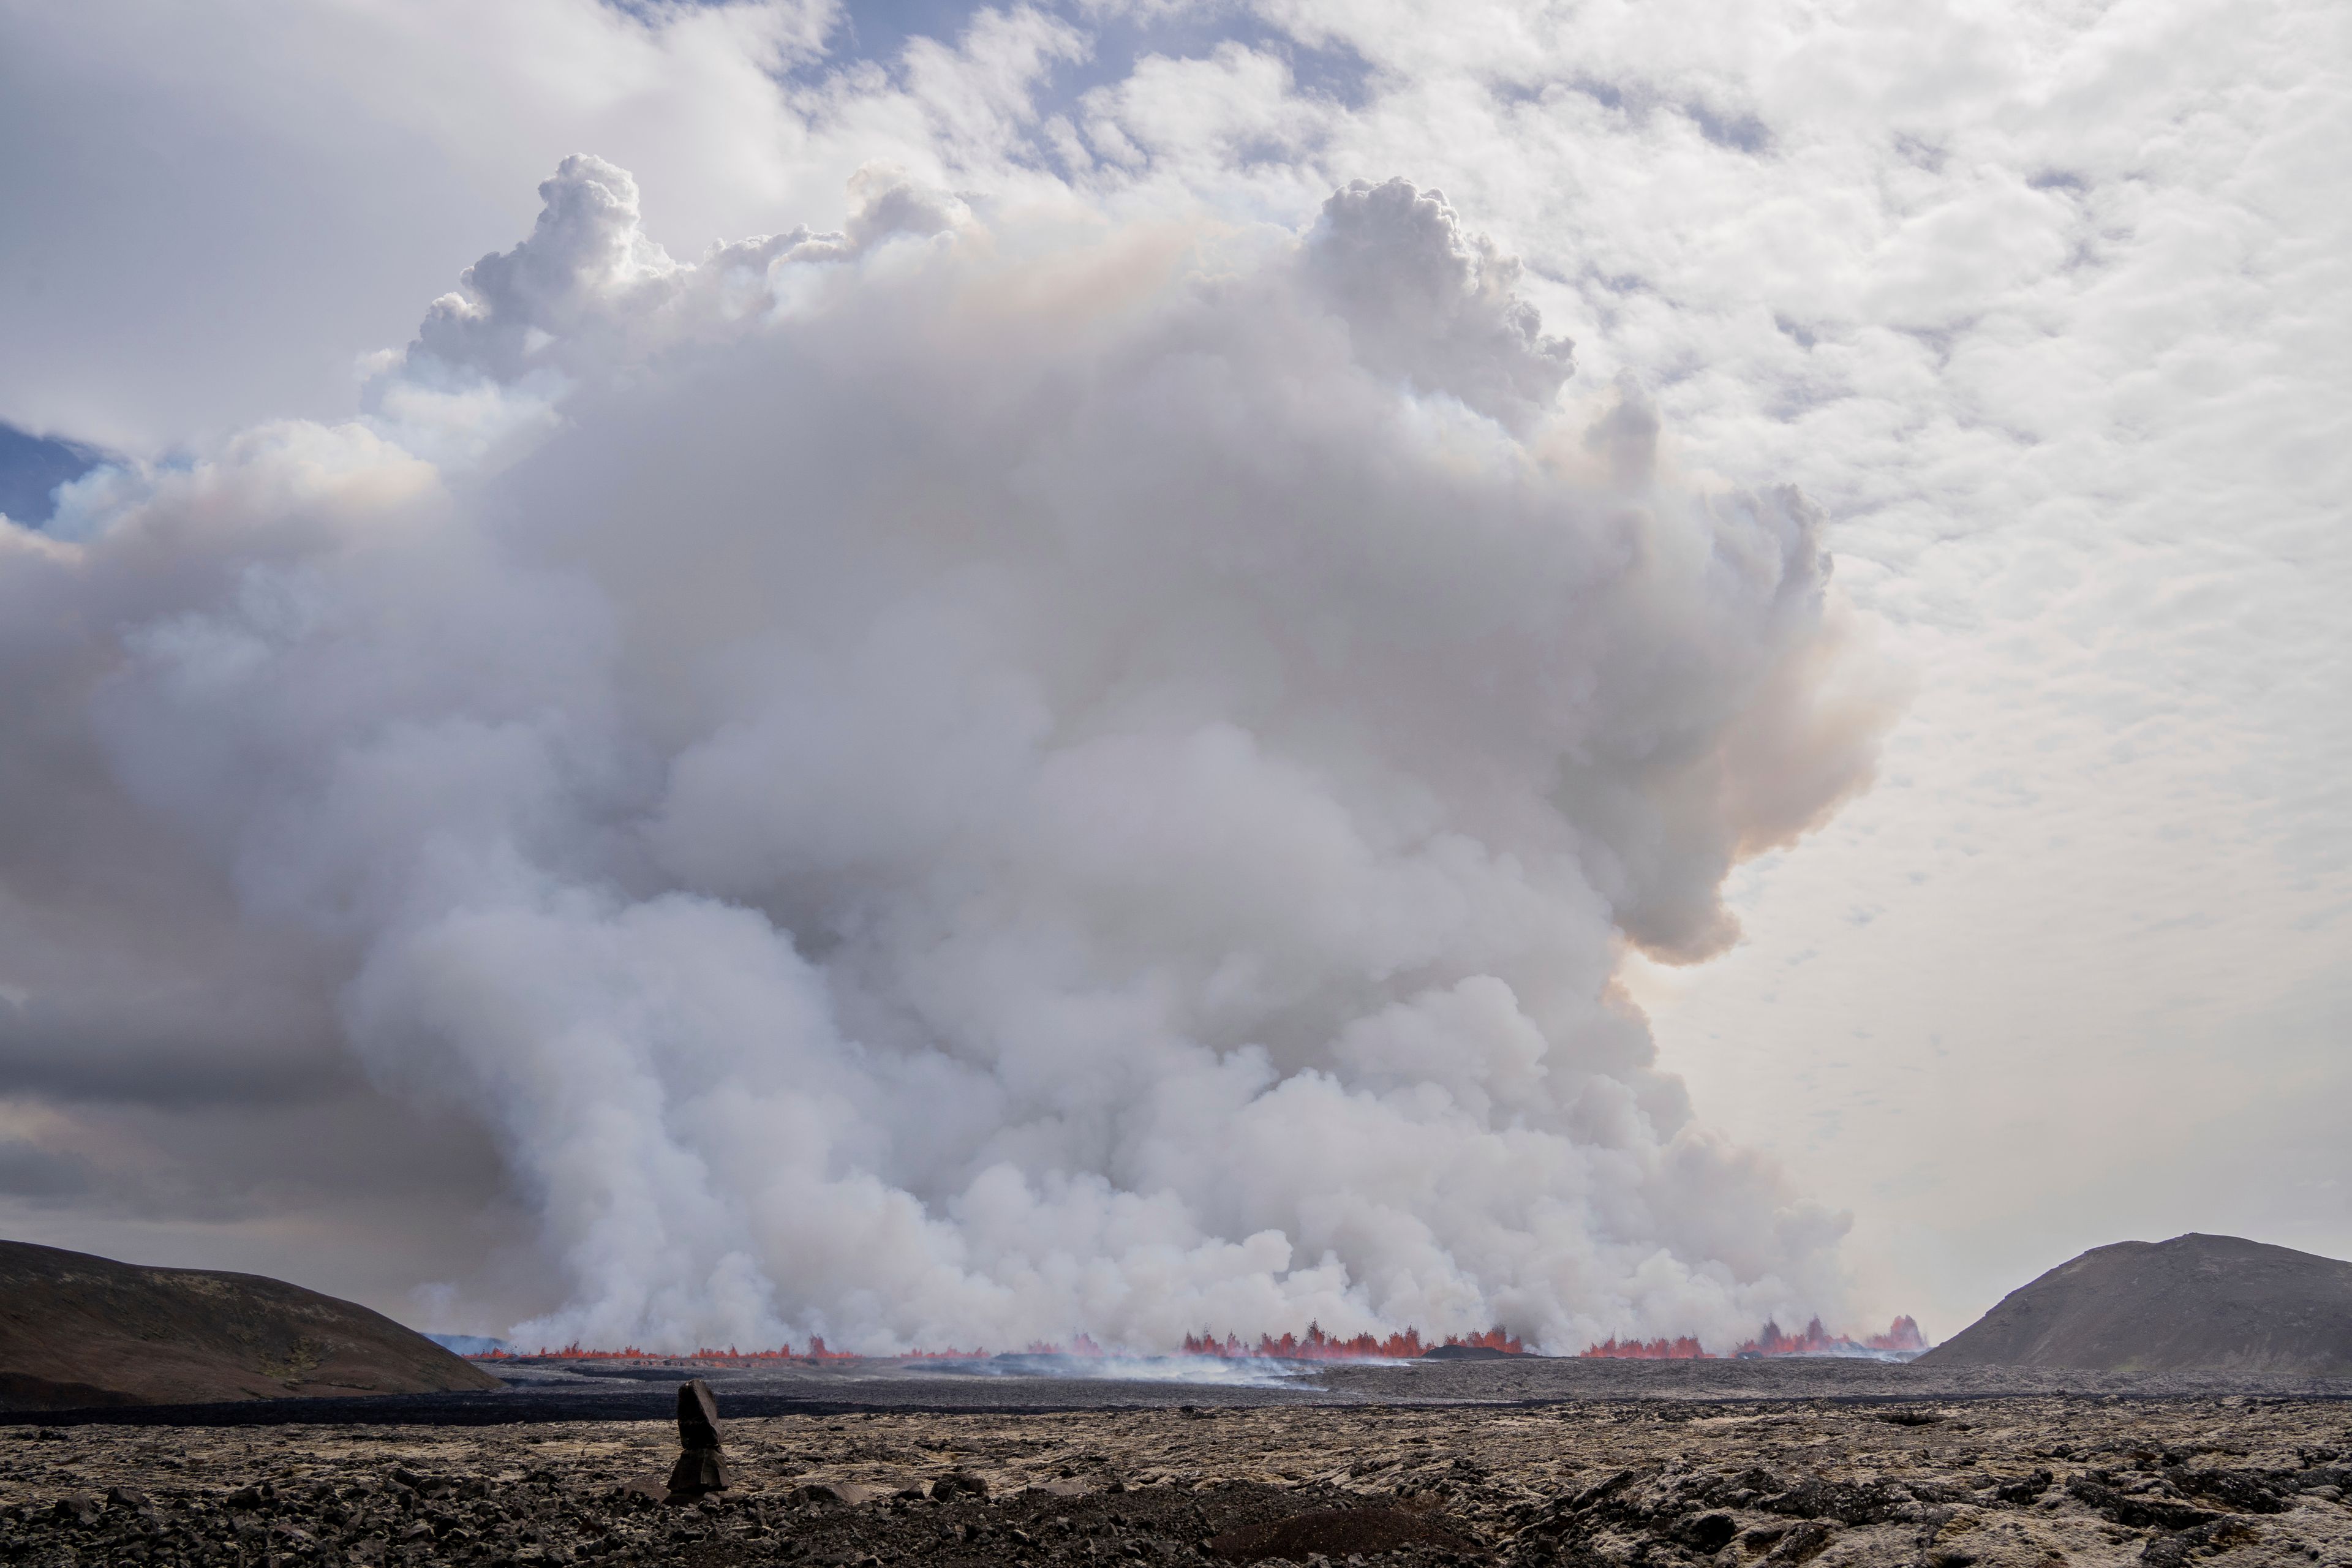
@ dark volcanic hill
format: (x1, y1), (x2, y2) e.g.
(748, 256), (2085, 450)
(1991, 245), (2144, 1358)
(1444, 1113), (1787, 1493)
(1918, 1233), (2352, 1375)
(0, 1239), (503, 1410)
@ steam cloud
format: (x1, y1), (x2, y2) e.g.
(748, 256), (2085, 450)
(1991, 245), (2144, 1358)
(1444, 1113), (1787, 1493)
(0, 157), (1889, 1353)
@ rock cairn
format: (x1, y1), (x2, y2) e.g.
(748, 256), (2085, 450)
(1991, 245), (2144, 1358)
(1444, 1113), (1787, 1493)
(665, 1378), (729, 1500)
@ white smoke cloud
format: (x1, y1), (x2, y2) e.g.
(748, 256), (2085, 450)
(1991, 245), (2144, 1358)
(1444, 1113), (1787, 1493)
(1305, 178), (1576, 433)
(0, 154), (1890, 1354)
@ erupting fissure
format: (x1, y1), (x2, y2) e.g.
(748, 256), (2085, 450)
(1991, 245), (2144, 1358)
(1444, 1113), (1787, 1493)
(1179, 1325), (1525, 1360)
(1578, 1316), (1927, 1360)
(461, 1322), (1929, 1365)
(468, 1325), (1529, 1364)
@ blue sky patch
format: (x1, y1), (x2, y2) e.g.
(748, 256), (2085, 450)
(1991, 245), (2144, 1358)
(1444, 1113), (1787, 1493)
(0, 423), (108, 527)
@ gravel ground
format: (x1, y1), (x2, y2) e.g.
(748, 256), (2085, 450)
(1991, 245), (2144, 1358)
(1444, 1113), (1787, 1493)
(4, 1362), (2351, 1567)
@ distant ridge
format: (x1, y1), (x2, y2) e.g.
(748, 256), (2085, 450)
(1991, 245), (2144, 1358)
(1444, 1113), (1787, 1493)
(1918, 1233), (2352, 1376)
(0, 1239), (504, 1410)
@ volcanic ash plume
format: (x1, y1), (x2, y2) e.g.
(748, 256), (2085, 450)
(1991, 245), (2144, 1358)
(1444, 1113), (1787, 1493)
(0, 158), (1892, 1354)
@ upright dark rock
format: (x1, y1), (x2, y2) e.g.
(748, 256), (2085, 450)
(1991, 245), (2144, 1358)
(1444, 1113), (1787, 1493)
(666, 1378), (729, 1498)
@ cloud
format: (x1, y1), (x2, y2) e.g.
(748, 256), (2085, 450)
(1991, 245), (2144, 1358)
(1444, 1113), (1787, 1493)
(0, 156), (1888, 1352)
(0, 0), (839, 447)
(9, 0), (2336, 1348)
(1304, 178), (1574, 431)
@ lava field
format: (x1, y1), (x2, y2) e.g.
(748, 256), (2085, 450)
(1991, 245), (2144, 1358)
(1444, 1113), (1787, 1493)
(4, 1368), (2351, 1567)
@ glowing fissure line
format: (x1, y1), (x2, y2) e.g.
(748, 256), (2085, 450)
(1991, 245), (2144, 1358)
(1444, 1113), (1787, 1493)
(1578, 1315), (1928, 1360)
(461, 1320), (1929, 1364)
(467, 1324), (1526, 1363)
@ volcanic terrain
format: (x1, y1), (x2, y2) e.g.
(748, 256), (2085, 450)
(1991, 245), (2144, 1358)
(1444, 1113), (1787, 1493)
(4, 1361), (2351, 1568)
(7, 1233), (2352, 1564)
(1921, 1235), (2352, 1377)
(0, 1241), (501, 1411)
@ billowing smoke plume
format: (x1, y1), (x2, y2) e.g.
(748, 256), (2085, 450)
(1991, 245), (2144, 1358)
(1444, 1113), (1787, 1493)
(0, 157), (1888, 1352)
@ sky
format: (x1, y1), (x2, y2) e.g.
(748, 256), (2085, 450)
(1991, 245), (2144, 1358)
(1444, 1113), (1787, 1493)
(0, 0), (2344, 1350)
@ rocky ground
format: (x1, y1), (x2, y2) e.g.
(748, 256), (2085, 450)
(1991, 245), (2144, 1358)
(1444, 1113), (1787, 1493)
(3, 1365), (2350, 1568)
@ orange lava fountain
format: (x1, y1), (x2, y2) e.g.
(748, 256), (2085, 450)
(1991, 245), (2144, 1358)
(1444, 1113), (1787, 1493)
(462, 1318), (1921, 1365)
(1575, 1315), (1928, 1360)
(469, 1323), (1527, 1364)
